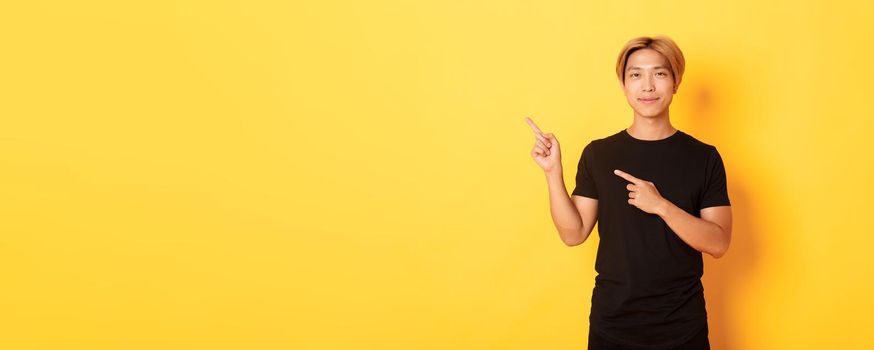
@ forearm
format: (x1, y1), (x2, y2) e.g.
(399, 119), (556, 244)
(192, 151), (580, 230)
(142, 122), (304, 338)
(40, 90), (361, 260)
(544, 168), (585, 245)
(656, 200), (729, 258)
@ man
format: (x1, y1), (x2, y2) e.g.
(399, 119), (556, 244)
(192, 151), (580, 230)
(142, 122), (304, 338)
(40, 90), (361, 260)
(526, 35), (732, 350)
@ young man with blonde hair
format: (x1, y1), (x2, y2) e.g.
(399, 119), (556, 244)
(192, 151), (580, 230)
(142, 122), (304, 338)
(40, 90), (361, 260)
(526, 35), (732, 349)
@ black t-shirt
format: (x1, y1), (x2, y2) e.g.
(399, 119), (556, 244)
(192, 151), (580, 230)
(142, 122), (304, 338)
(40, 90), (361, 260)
(572, 128), (730, 350)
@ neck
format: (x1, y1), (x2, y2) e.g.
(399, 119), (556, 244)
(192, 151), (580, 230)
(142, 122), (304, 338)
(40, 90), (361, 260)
(627, 110), (676, 140)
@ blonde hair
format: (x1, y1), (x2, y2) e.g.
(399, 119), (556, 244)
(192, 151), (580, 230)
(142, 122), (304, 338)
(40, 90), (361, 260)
(616, 35), (685, 89)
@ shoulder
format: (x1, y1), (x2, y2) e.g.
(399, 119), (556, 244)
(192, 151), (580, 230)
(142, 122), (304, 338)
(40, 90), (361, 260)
(679, 130), (714, 148)
(585, 130), (624, 150)
(678, 131), (721, 156)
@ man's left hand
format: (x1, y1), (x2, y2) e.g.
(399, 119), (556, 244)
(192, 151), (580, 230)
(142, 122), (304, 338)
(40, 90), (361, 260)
(614, 169), (668, 215)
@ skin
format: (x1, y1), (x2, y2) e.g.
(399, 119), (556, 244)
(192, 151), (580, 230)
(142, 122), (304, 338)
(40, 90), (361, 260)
(526, 48), (733, 259)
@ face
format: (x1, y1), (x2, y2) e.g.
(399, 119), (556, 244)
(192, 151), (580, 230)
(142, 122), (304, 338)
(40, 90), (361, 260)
(621, 48), (677, 119)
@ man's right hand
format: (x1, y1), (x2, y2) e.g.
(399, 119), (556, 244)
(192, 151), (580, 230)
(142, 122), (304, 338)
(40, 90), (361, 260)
(526, 117), (562, 174)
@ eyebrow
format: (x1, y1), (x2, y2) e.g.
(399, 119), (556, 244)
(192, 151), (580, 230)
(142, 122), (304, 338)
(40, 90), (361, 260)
(626, 65), (670, 72)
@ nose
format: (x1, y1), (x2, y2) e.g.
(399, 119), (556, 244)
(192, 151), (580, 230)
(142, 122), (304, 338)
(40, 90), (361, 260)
(642, 76), (654, 92)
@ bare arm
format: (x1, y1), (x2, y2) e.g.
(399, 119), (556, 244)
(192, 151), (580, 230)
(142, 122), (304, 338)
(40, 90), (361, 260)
(544, 170), (599, 246)
(525, 117), (598, 247)
(656, 203), (732, 258)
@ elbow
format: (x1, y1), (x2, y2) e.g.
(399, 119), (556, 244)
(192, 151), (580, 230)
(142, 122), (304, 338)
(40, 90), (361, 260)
(709, 242), (730, 259)
(708, 226), (731, 259)
(562, 230), (586, 247)
(565, 239), (583, 247)
(710, 249), (725, 259)
(563, 234), (584, 247)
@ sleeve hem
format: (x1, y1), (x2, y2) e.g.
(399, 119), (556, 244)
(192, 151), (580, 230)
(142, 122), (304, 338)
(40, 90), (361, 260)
(700, 201), (731, 209)
(571, 190), (599, 200)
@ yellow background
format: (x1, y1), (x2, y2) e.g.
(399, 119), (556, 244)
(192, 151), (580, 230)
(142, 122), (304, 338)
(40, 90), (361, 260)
(1, 1), (872, 349)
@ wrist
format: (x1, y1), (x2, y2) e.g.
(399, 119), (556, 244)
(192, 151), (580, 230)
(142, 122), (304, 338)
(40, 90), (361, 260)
(656, 198), (672, 218)
(545, 166), (563, 179)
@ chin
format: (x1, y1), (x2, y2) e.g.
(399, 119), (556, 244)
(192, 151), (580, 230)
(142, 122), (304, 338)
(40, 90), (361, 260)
(634, 108), (665, 118)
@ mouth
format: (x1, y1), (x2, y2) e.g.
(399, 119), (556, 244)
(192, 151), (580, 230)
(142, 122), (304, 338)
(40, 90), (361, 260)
(638, 97), (660, 104)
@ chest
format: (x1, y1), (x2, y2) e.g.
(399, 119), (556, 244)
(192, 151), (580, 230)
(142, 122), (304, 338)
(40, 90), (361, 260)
(592, 146), (706, 215)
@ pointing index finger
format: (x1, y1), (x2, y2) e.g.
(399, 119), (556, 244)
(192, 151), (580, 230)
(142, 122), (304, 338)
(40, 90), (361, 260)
(525, 117), (543, 135)
(613, 169), (642, 184)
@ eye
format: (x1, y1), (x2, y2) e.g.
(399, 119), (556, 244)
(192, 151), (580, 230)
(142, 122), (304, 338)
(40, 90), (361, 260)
(630, 73), (639, 78)
(657, 72), (667, 77)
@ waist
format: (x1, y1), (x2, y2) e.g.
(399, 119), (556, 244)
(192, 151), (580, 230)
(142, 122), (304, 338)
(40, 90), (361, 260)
(591, 278), (706, 323)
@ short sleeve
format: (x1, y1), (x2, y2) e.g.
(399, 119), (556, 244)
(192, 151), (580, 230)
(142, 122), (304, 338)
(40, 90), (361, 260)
(571, 142), (598, 199)
(700, 146), (731, 208)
